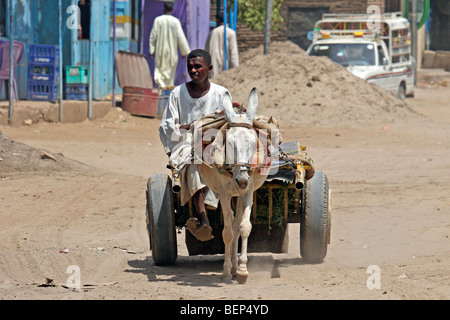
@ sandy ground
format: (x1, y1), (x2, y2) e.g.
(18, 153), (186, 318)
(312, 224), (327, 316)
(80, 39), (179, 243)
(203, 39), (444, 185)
(0, 82), (449, 301)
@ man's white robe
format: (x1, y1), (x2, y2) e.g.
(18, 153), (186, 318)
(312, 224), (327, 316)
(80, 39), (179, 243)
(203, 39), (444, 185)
(159, 82), (231, 207)
(149, 14), (190, 88)
(205, 25), (239, 79)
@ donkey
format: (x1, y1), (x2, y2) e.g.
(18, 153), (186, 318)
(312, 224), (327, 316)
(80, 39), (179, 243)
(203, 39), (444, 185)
(197, 88), (269, 283)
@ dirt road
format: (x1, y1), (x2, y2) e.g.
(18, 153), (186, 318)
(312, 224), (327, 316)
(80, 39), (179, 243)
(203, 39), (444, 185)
(0, 86), (448, 300)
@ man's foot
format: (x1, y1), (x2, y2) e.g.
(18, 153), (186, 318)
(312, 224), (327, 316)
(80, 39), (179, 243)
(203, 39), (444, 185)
(186, 218), (214, 241)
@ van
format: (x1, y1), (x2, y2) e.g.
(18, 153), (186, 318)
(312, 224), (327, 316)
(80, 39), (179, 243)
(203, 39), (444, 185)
(306, 12), (415, 100)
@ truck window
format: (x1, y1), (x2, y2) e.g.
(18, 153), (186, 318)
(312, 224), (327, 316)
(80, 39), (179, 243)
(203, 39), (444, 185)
(309, 43), (375, 67)
(392, 53), (410, 64)
(378, 45), (386, 66)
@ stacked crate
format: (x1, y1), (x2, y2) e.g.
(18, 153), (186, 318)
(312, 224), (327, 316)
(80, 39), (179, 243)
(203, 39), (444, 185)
(27, 44), (60, 102)
(65, 66), (89, 100)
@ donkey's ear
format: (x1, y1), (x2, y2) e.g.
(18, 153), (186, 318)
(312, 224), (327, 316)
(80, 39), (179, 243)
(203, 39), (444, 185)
(222, 91), (237, 123)
(246, 88), (258, 122)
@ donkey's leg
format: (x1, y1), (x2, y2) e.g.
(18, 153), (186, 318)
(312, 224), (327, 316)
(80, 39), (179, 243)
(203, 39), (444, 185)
(221, 197), (234, 280)
(236, 192), (253, 283)
(231, 198), (243, 276)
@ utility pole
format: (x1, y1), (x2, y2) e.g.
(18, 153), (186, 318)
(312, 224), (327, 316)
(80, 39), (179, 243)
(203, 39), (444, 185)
(59, 0), (63, 122)
(411, 0), (417, 85)
(264, 0), (272, 55)
(8, 0), (14, 123)
(224, 0), (228, 70)
(113, 0), (117, 108)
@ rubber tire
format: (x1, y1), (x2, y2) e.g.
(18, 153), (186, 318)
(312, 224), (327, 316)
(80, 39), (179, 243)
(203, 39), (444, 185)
(397, 83), (406, 101)
(146, 174), (177, 265)
(300, 170), (330, 264)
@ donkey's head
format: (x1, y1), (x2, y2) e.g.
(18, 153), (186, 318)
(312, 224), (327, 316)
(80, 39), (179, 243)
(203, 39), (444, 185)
(223, 88), (259, 191)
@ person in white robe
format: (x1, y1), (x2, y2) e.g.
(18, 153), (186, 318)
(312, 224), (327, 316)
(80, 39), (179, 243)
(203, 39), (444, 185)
(205, 12), (239, 79)
(159, 49), (231, 241)
(149, 2), (190, 88)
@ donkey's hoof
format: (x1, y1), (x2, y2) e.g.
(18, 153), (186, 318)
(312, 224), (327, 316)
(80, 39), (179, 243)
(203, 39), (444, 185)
(221, 272), (233, 283)
(236, 269), (248, 284)
(235, 273), (248, 284)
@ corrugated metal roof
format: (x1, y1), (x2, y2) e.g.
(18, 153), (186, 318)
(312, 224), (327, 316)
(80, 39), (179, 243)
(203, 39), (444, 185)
(116, 50), (153, 89)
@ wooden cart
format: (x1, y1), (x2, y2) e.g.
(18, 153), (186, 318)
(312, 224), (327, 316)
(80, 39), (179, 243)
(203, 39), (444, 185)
(145, 141), (331, 266)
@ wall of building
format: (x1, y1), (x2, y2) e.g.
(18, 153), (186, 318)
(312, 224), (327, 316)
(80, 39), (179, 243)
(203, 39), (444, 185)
(231, 0), (389, 53)
(429, 0), (450, 51)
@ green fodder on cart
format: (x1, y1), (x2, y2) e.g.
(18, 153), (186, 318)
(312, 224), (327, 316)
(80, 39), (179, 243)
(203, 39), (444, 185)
(174, 184), (301, 233)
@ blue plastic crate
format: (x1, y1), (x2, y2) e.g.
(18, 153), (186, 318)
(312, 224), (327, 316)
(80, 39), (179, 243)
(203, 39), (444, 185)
(29, 44), (60, 65)
(65, 93), (88, 100)
(28, 63), (60, 83)
(27, 82), (58, 102)
(65, 66), (89, 84)
(65, 83), (88, 100)
(65, 83), (88, 94)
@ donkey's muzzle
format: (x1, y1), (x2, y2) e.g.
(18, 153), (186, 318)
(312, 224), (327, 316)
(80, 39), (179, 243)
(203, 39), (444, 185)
(236, 177), (249, 190)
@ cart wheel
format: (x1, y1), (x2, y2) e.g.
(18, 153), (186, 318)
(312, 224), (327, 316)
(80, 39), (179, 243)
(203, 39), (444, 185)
(300, 170), (330, 263)
(146, 174), (177, 265)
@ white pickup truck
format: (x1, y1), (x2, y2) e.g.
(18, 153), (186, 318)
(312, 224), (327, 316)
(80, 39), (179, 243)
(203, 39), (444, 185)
(306, 12), (415, 100)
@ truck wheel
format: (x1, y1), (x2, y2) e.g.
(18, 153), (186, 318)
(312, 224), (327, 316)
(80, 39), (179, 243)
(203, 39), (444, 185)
(397, 83), (406, 101)
(300, 170), (330, 264)
(146, 174), (177, 265)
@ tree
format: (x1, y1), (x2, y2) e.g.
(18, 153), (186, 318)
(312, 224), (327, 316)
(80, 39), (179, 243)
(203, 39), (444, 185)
(237, 0), (284, 32)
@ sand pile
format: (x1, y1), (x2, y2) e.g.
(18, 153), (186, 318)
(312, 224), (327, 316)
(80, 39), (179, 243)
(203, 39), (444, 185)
(213, 41), (419, 127)
(0, 130), (88, 173)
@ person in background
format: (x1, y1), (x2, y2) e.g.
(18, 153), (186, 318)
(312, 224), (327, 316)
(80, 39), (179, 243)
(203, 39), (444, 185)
(149, 2), (190, 88)
(78, 0), (91, 39)
(205, 12), (239, 79)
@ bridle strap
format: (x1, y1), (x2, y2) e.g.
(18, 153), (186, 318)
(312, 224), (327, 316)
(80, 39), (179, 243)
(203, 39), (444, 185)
(228, 122), (254, 129)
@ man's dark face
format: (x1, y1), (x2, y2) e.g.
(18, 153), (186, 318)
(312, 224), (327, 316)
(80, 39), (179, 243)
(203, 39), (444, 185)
(187, 57), (211, 84)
